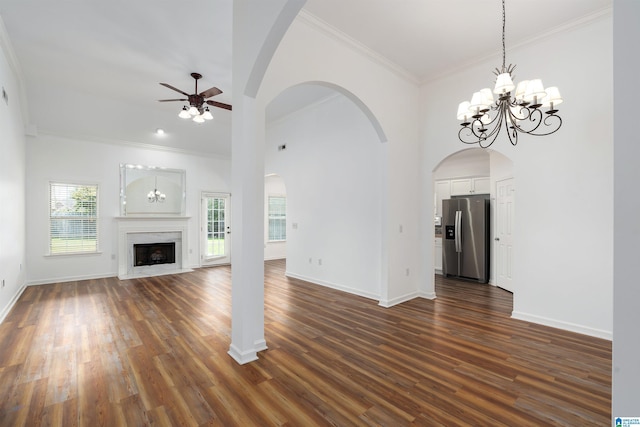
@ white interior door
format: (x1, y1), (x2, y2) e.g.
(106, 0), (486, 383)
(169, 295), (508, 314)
(201, 192), (231, 266)
(496, 178), (515, 293)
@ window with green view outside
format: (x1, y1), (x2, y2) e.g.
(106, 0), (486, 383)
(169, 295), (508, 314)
(49, 183), (98, 254)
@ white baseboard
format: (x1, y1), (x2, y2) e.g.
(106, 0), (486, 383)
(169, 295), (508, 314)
(379, 291), (420, 308)
(0, 283), (27, 324)
(511, 310), (612, 340)
(285, 271), (380, 301)
(228, 343), (259, 365)
(417, 291), (437, 300)
(27, 271), (117, 286)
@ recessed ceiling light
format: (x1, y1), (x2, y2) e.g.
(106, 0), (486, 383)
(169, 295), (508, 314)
(155, 128), (165, 135)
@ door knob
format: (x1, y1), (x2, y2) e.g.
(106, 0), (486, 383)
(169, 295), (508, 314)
(495, 237), (500, 241)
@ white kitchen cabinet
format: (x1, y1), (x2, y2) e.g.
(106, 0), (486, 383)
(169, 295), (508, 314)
(450, 177), (490, 196)
(434, 180), (451, 217)
(473, 177), (490, 194)
(434, 237), (442, 274)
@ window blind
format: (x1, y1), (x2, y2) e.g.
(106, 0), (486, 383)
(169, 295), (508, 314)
(268, 196), (286, 241)
(49, 183), (98, 254)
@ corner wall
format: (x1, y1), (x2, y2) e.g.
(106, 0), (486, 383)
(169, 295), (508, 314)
(0, 23), (27, 321)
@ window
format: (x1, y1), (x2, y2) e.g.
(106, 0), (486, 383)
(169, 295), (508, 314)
(268, 196), (286, 241)
(49, 182), (98, 254)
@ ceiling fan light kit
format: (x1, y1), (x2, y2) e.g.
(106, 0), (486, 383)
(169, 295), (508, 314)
(159, 72), (232, 124)
(457, 0), (563, 148)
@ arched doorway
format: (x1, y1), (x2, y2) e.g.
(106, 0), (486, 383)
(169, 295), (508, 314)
(432, 148), (514, 293)
(264, 82), (387, 300)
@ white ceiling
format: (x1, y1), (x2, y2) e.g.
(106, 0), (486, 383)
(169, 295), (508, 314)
(0, 0), (611, 157)
(302, 0), (611, 82)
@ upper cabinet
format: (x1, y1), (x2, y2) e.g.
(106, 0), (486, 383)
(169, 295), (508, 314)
(434, 180), (451, 217)
(450, 177), (490, 196)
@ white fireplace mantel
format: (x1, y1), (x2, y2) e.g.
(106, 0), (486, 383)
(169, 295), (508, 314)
(116, 216), (192, 279)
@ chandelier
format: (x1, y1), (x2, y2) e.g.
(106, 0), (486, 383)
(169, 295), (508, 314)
(457, 0), (563, 148)
(147, 177), (166, 203)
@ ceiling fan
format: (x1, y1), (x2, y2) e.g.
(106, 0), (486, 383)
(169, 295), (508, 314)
(158, 72), (232, 122)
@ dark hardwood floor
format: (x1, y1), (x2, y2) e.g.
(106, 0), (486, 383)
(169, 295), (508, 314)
(0, 260), (611, 426)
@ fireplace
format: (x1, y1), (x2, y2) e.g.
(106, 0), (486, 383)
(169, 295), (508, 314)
(134, 242), (176, 266)
(116, 216), (191, 279)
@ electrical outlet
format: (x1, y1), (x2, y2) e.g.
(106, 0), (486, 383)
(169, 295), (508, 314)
(309, 258), (312, 264)
(2, 279), (4, 288)
(318, 259), (322, 266)
(406, 268), (410, 276)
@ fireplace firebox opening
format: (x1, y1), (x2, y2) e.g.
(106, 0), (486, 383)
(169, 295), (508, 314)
(134, 242), (176, 266)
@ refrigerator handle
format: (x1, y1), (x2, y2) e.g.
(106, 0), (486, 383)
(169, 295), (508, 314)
(455, 210), (462, 253)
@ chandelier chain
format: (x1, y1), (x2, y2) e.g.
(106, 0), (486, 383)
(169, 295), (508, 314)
(501, 0), (506, 71)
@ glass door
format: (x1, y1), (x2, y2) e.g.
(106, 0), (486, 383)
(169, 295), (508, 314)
(201, 192), (230, 265)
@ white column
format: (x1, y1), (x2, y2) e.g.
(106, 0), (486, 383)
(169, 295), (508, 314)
(613, 0), (640, 415)
(228, 0), (306, 364)
(228, 94), (267, 364)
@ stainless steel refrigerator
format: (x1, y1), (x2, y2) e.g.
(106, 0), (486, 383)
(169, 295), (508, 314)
(442, 196), (489, 283)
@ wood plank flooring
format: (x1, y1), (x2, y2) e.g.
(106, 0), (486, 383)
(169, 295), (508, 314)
(0, 260), (611, 426)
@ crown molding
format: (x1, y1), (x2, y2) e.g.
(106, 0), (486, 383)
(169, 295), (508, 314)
(421, 5), (613, 86)
(33, 129), (231, 161)
(296, 10), (420, 85)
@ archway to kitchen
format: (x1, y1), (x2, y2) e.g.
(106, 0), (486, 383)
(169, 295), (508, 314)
(432, 148), (515, 294)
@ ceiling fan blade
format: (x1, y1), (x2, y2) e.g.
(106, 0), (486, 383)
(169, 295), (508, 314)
(160, 82), (190, 97)
(158, 98), (188, 102)
(206, 100), (232, 111)
(200, 86), (223, 99)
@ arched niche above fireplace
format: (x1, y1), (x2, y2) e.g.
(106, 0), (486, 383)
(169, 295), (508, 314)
(119, 164), (186, 216)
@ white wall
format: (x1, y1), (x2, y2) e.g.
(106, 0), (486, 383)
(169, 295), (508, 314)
(261, 13), (424, 305)
(25, 133), (231, 284)
(0, 26), (27, 321)
(421, 13), (613, 339)
(265, 91), (383, 299)
(433, 148), (490, 180)
(263, 174), (287, 260)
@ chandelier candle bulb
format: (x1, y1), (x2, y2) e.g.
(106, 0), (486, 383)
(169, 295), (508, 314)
(457, 101), (472, 123)
(523, 79), (546, 107)
(515, 80), (529, 102)
(480, 88), (494, 108)
(542, 86), (563, 111)
(494, 73), (515, 95)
